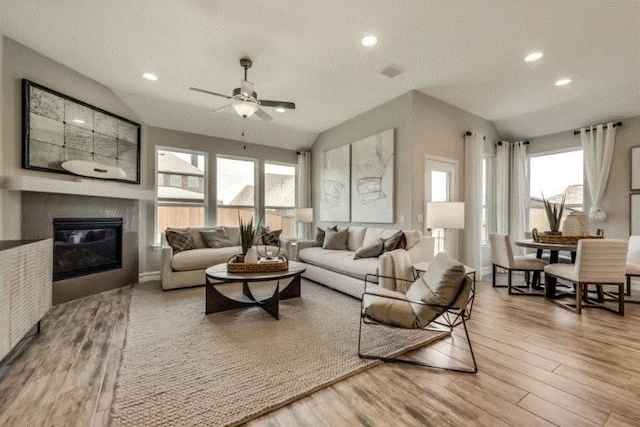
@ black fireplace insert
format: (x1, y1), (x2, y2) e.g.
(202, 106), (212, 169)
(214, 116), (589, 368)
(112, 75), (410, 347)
(53, 218), (123, 281)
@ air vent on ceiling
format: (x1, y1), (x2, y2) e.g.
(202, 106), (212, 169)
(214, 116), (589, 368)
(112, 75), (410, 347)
(380, 64), (405, 78)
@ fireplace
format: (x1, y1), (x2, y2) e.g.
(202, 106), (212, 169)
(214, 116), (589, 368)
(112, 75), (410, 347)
(53, 218), (123, 281)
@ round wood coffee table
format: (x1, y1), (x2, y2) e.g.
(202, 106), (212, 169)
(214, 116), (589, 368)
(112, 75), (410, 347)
(204, 261), (306, 320)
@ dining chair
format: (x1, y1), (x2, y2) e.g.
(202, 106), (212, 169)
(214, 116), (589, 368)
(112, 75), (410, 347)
(544, 239), (628, 315)
(626, 235), (640, 297)
(490, 233), (547, 295)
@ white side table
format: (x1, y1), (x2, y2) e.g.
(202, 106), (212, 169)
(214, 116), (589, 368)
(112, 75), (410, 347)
(280, 239), (314, 261)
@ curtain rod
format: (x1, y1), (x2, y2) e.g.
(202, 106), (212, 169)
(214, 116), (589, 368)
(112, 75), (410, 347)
(573, 121), (622, 135)
(496, 141), (529, 146)
(464, 131), (485, 140)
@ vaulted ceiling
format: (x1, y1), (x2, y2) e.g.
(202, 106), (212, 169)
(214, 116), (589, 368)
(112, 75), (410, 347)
(1, 0), (638, 149)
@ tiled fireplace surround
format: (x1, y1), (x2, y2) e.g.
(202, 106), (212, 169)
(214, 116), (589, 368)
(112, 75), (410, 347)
(21, 192), (138, 304)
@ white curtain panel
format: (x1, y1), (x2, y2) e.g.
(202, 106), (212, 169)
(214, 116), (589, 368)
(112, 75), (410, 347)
(581, 123), (616, 221)
(296, 151), (312, 239)
(464, 132), (484, 279)
(510, 142), (529, 255)
(495, 142), (510, 234)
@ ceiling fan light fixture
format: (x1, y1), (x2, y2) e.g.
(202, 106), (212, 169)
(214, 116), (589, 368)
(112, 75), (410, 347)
(232, 99), (258, 117)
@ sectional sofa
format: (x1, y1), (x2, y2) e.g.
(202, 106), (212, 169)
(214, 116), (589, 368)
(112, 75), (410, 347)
(297, 227), (434, 298)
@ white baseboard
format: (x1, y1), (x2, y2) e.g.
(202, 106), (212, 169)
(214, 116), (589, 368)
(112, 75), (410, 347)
(481, 266), (492, 276)
(139, 271), (160, 283)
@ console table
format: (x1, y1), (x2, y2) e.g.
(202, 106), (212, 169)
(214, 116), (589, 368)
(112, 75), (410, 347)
(0, 239), (53, 362)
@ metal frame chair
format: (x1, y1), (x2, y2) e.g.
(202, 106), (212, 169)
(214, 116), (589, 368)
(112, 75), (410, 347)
(625, 236), (640, 303)
(357, 274), (477, 373)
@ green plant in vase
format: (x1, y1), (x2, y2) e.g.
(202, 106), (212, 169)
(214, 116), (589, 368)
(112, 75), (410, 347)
(542, 193), (565, 234)
(238, 211), (255, 256)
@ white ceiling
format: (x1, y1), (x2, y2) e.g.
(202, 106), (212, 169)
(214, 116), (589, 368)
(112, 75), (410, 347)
(1, 0), (638, 149)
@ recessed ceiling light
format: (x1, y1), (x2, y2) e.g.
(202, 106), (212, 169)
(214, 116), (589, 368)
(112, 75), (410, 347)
(361, 35), (378, 47)
(72, 118), (85, 124)
(524, 52), (543, 62)
(555, 78), (572, 86)
(275, 107), (286, 113)
(143, 72), (158, 81)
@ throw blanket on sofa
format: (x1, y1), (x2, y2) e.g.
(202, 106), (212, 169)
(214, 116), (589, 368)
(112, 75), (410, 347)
(379, 249), (414, 293)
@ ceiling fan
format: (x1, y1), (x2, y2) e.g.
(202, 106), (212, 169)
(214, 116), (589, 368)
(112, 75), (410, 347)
(190, 58), (295, 121)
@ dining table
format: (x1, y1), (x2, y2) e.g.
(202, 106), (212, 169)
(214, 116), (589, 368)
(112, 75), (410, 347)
(515, 239), (577, 264)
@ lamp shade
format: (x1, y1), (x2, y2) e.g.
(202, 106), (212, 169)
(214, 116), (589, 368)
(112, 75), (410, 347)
(426, 202), (465, 230)
(295, 208), (313, 223)
(232, 99), (258, 117)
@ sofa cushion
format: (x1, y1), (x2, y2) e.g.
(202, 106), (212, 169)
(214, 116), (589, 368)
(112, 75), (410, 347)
(165, 229), (198, 253)
(406, 252), (466, 327)
(171, 247), (239, 271)
(200, 228), (234, 248)
(362, 228), (402, 248)
(403, 230), (421, 250)
(354, 240), (384, 259)
(298, 247), (378, 281)
(323, 227), (349, 250)
(347, 227), (367, 251)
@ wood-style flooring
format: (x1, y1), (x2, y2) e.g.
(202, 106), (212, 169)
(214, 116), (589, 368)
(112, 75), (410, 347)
(1, 274), (640, 426)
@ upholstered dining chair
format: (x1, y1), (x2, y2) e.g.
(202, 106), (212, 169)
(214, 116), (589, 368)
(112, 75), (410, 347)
(626, 235), (640, 298)
(358, 253), (477, 373)
(544, 239), (628, 315)
(489, 233), (547, 295)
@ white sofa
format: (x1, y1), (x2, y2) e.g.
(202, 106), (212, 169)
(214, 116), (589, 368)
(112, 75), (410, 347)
(161, 226), (286, 290)
(297, 227), (434, 298)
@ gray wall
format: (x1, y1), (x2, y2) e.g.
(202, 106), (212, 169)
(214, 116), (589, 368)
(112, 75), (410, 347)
(144, 126), (298, 271)
(528, 115), (640, 238)
(0, 37), (149, 238)
(312, 92), (413, 230)
(312, 90), (498, 266)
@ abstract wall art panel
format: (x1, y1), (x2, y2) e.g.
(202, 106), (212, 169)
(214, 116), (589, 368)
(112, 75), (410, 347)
(320, 144), (350, 222)
(22, 79), (141, 184)
(350, 129), (394, 223)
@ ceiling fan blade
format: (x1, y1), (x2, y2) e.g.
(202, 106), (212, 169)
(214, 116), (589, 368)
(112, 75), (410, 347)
(212, 104), (232, 113)
(254, 107), (273, 121)
(259, 100), (295, 110)
(189, 87), (232, 99)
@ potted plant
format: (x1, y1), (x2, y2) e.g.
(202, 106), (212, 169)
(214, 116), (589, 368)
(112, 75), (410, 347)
(542, 193), (565, 235)
(238, 211), (255, 256)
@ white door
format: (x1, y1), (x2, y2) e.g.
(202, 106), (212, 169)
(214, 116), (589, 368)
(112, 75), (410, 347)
(424, 156), (458, 257)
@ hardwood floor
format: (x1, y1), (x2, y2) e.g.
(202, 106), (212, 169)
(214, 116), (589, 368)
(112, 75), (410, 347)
(1, 274), (640, 426)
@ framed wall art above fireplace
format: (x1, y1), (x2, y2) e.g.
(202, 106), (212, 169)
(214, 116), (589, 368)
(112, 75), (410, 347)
(22, 79), (141, 184)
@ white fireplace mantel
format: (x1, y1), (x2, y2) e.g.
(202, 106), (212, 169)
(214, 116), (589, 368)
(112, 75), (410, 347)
(2, 175), (155, 201)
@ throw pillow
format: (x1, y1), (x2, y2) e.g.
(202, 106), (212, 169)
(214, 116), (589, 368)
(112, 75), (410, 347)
(354, 240), (384, 259)
(382, 230), (405, 252)
(253, 225), (270, 245)
(323, 227), (349, 250)
(314, 226), (337, 247)
(262, 229), (282, 246)
(165, 229), (197, 253)
(406, 252), (466, 327)
(200, 228), (234, 248)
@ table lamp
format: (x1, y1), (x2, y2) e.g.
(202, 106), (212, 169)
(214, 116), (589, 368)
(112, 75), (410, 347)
(426, 202), (465, 255)
(295, 208), (314, 240)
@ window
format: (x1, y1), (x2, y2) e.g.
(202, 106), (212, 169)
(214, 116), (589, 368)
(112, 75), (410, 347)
(156, 149), (207, 241)
(264, 162), (296, 238)
(216, 157), (255, 227)
(187, 176), (200, 189)
(529, 150), (583, 231)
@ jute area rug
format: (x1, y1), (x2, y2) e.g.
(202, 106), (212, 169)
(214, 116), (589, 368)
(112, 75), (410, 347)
(109, 279), (447, 426)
